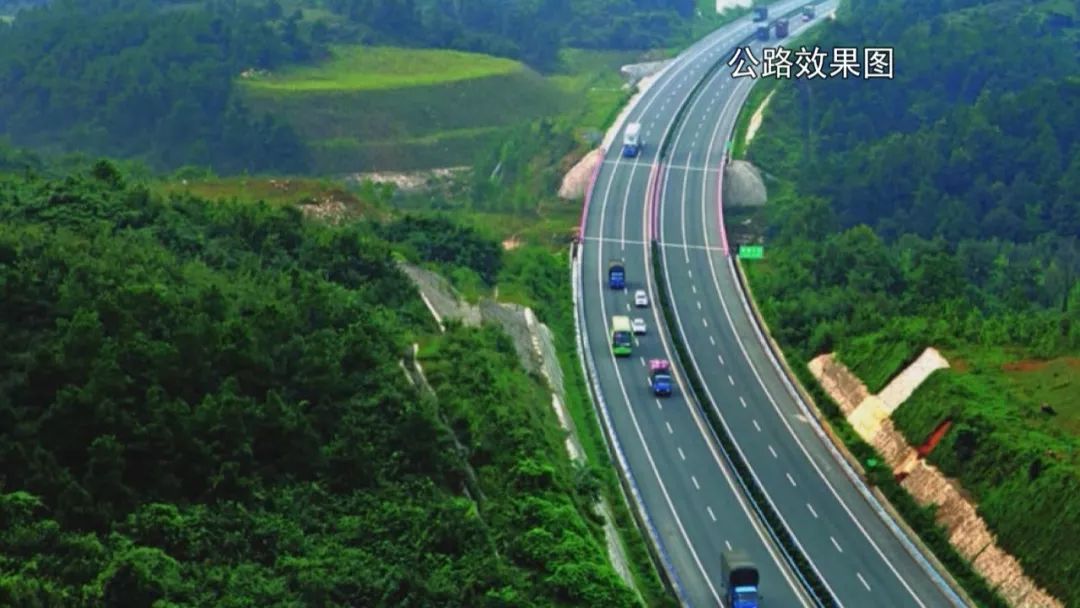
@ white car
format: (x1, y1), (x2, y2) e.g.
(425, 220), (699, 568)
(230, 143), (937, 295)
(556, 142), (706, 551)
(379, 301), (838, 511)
(634, 290), (649, 307)
(632, 318), (647, 335)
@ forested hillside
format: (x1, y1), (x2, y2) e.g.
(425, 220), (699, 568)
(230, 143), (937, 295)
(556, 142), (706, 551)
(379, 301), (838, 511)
(0, 0), (700, 173)
(744, 0), (1080, 602)
(0, 156), (638, 606)
(322, 0), (696, 70)
(0, 0), (320, 173)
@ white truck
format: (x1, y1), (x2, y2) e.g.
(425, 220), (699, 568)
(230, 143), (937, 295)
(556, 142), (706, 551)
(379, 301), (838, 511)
(622, 122), (642, 157)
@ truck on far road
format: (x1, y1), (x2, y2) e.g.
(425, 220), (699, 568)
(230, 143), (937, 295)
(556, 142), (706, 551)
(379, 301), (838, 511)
(622, 122), (642, 157)
(752, 5), (768, 21)
(721, 550), (761, 608)
(802, 4), (815, 20)
(755, 25), (769, 41)
(649, 359), (673, 396)
(608, 259), (626, 289)
(774, 17), (789, 39)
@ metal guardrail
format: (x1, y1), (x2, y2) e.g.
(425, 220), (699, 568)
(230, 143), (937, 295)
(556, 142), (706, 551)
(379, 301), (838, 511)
(571, 243), (692, 605)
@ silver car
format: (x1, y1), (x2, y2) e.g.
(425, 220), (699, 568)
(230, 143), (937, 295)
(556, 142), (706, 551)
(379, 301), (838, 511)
(634, 289), (649, 307)
(632, 318), (647, 334)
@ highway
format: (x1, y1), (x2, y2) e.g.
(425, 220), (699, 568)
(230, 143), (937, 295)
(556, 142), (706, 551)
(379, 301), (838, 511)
(575, 2), (968, 607)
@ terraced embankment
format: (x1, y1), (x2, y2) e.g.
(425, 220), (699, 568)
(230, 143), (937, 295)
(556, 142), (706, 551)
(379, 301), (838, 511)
(239, 46), (573, 173)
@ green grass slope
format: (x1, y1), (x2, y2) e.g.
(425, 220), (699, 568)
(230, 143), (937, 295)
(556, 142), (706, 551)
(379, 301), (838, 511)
(892, 347), (1080, 603)
(239, 46), (575, 172)
(242, 46), (522, 92)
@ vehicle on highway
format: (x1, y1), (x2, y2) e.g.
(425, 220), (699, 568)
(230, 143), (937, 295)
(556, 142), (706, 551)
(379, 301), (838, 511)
(755, 24), (769, 41)
(774, 17), (789, 38)
(631, 318), (647, 334)
(802, 4), (815, 20)
(721, 550), (761, 608)
(622, 122), (642, 157)
(648, 359), (673, 396)
(752, 5), (767, 21)
(608, 259), (626, 289)
(611, 315), (633, 357)
(634, 289), (649, 307)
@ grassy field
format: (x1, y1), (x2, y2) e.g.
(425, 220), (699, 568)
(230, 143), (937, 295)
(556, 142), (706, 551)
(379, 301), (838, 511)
(836, 321), (930, 394)
(239, 45), (645, 173)
(152, 176), (388, 220)
(1002, 355), (1080, 435)
(932, 346), (1080, 441)
(239, 45), (582, 172)
(242, 46), (522, 92)
(890, 344), (1080, 605)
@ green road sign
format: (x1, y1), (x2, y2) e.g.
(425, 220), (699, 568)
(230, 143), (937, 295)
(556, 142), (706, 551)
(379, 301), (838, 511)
(738, 245), (764, 260)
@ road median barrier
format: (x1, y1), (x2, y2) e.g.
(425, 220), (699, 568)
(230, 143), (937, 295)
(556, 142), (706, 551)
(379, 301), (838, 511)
(730, 257), (995, 608)
(650, 240), (837, 608)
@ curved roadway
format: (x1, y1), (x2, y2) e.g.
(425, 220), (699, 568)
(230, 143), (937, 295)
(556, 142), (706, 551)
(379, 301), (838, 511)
(576, 3), (968, 607)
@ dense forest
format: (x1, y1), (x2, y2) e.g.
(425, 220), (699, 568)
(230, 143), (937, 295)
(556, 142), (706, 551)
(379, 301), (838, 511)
(0, 156), (638, 606)
(0, 0), (318, 174)
(745, 0), (1080, 602)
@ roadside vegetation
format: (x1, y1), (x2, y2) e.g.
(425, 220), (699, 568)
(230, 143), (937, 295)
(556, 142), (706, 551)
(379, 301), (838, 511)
(0, 156), (642, 606)
(739, 0), (1080, 603)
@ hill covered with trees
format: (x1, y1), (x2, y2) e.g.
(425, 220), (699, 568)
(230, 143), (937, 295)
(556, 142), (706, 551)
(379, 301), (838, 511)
(0, 0), (319, 174)
(744, 0), (1080, 603)
(0, 155), (638, 606)
(0, 0), (701, 173)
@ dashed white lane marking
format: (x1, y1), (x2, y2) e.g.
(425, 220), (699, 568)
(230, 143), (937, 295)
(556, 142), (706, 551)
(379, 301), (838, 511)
(725, 540), (733, 551)
(692, 476), (700, 490)
(719, 354), (725, 365)
(768, 445), (778, 458)
(692, 284), (697, 294)
(727, 374), (734, 385)
(703, 318), (709, 327)
(666, 421), (674, 434)
(807, 503), (819, 519)
(831, 536), (844, 553)
(857, 572), (871, 591)
(697, 301), (702, 310)
(626, 303), (631, 311)
(753, 419), (761, 432)
(739, 396), (747, 408)
(656, 399), (663, 410)
(688, 269), (693, 278)
(708, 506), (717, 521)
(678, 447), (686, 461)
(640, 357), (646, 366)
(709, 335), (715, 345)
(787, 473), (797, 487)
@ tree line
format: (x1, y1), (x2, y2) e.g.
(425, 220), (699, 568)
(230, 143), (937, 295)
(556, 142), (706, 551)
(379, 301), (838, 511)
(0, 0), (321, 175)
(323, 0), (697, 71)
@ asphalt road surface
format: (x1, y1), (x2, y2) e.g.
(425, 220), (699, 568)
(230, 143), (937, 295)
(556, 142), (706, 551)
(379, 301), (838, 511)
(576, 2), (967, 606)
